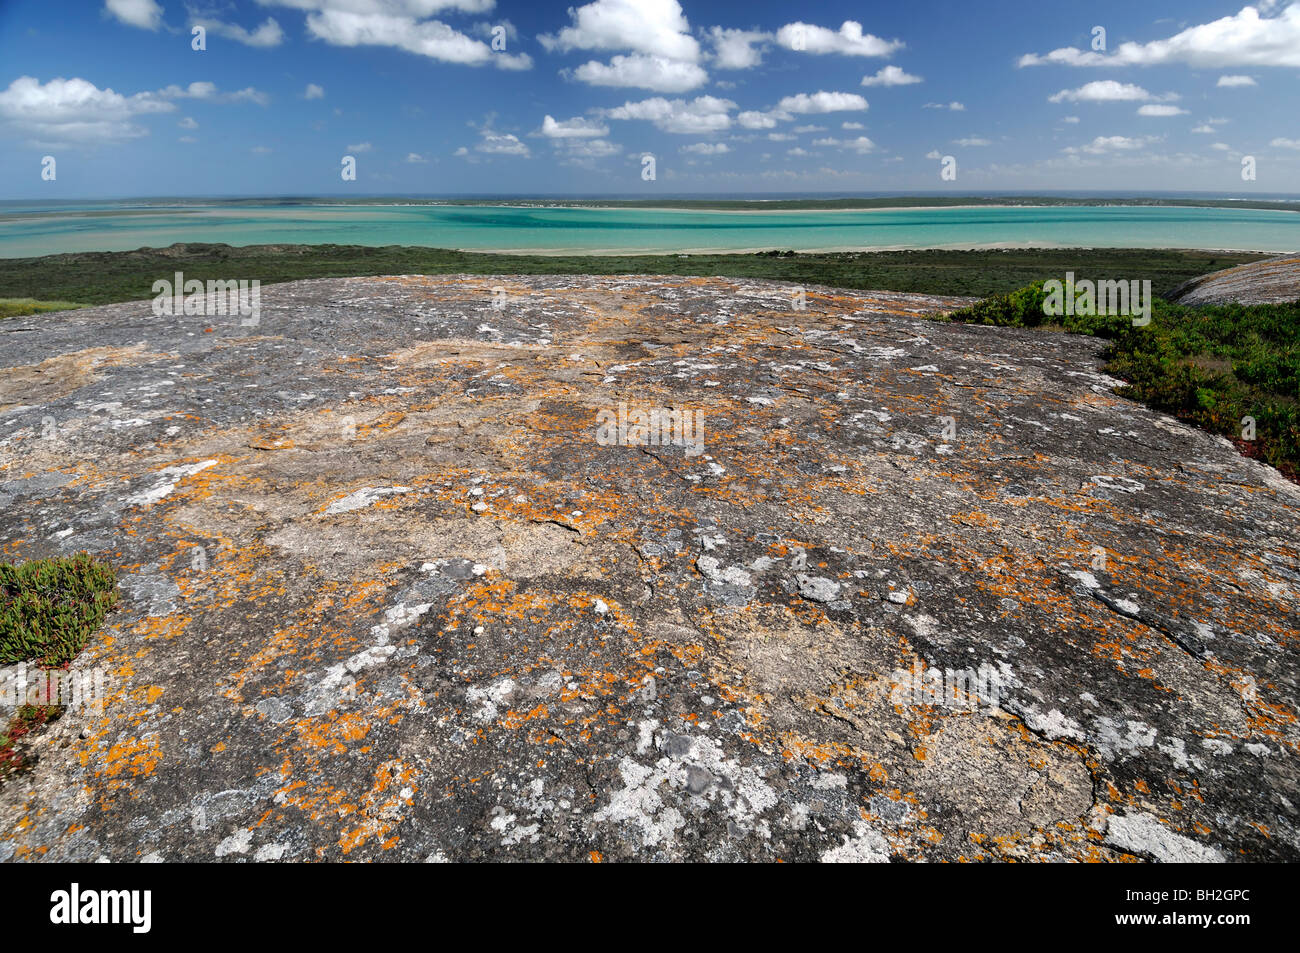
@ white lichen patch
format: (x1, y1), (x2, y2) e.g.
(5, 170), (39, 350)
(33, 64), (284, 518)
(1021, 706), (1085, 741)
(467, 677), (518, 724)
(1066, 570), (1101, 590)
(821, 820), (891, 863)
(1090, 475), (1146, 494)
(124, 459), (219, 506)
(1157, 736), (1203, 771)
(1093, 716), (1158, 760)
(324, 485), (413, 515)
(301, 590), (435, 715)
(1105, 811), (1224, 863)
(594, 733), (777, 851)
(253, 842), (288, 861)
(490, 808), (541, 847)
(215, 827), (253, 857)
(696, 555), (752, 587)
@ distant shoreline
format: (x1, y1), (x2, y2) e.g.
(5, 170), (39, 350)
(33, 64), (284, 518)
(5, 195), (1300, 215)
(416, 241), (1292, 257)
(3, 241), (1291, 261)
(334, 199), (1300, 215)
(297, 201), (1300, 218)
(7, 200), (1298, 224)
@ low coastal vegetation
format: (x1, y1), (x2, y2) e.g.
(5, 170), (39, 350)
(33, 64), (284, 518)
(0, 554), (119, 669)
(945, 287), (1300, 479)
(0, 243), (1263, 310)
(0, 297), (86, 319)
(0, 554), (117, 783)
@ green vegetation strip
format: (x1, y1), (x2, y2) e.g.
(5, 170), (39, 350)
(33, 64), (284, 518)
(0, 554), (119, 669)
(0, 243), (1266, 305)
(943, 286), (1300, 480)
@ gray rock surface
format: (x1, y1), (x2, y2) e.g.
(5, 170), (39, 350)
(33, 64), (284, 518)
(0, 274), (1297, 862)
(1168, 252), (1300, 305)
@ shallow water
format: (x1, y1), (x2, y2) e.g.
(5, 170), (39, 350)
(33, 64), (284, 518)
(2, 201), (1298, 258)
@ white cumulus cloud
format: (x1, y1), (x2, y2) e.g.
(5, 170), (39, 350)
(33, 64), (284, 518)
(572, 54), (707, 92)
(157, 81), (270, 106)
(1137, 104), (1188, 116)
(0, 75), (173, 145)
(861, 65), (922, 86)
(774, 90), (869, 115)
(1020, 3), (1300, 69)
(105, 0), (163, 30)
(708, 27), (768, 69)
(454, 121), (534, 159)
(681, 142), (729, 154)
(737, 110), (778, 129)
(262, 0), (531, 69)
(475, 130), (529, 155)
(539, 0), (700, 60)
(1064, 135), (1161, 155)
(543, 1), (707, 91)
(192, 16), (284, 47)
(538, 114), (610, 138)
(813, 136), (877, 153)
(600, 95), (734, 134)
(774, 20), (902, 57)
(1049, 81), (1163, 103)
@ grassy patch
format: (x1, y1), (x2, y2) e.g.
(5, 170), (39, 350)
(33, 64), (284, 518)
(0, 298), (87, 319)
(947, 287), (1300, 480)
(0, 243), (1265, 304)
(0, 554), (119, 668)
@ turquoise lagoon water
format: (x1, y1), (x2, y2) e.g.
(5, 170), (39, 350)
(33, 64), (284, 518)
(1, 201), (1298, 258)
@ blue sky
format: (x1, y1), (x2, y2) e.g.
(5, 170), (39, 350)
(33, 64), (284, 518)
(1, 0), (1298, 197)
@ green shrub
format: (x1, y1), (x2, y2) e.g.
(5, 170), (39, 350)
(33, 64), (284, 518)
(0, 554), (119, 668)
(944, 281), (1047, 328)
(945, 279), (1136, 336)
(945, 285), (1300, 480)
(1102, 298), (1300, 480)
